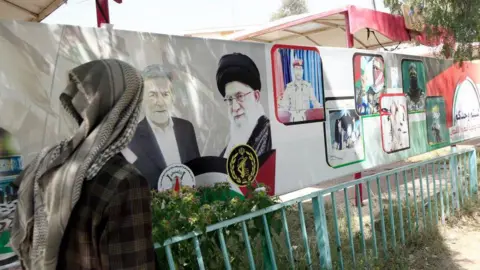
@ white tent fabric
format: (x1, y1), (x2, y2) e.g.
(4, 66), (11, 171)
(0, 0), (64, 21)
(226, 7), (405, 50)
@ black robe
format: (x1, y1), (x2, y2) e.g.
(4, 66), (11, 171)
(220, 115), (272, 157)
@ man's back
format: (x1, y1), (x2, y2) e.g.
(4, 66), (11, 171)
(57, 154), (155, 270)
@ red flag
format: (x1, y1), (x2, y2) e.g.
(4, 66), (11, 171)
(174, 176), (181, 192)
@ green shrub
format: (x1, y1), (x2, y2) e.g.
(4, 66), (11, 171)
(151, 182), (283, 269)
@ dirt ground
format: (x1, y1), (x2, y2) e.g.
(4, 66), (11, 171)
(411, 209), (480, 270)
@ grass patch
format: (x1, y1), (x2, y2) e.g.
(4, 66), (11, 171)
(275, 193), (478, 269)
(254, 148), (480, 269)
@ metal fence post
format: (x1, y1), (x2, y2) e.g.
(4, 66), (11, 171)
(469, 149), (478, 194)
(157, 149), (475, 269)
(450, 145), (460, 209)
(354, 172), (363, 206)
(312, 195), (332, 269)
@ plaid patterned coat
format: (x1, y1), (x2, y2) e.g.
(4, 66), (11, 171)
(56, 154), (156, 270)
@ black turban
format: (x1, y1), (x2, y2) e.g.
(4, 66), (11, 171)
(216, 53), (261, 97)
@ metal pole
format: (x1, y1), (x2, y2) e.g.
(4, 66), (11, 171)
(344, 11), (354, 48)
(354, 172), (363, 206)
(344, 11), (361, 205)
(96, 0), (110, 27)
(450, 144), (460, 209)
(96, 0), (122, 28)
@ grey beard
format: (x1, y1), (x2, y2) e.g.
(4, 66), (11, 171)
(224, 109), (263, 157)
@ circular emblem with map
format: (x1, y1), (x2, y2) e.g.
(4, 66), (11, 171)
(158, 164), (196, 192)
(226, 144), (259, 187)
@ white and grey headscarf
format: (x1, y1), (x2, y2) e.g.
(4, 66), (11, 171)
(10, 59), (144, 270)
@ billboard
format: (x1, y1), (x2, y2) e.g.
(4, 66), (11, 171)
(2, 19), (480, 269)
(0, 22), (479, 199)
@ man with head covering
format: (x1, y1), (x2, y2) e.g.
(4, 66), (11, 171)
(356, 56), (384, 115)
(128, 64), (200, 190)
(278, 58), (322, 122)
(406, 62), (425, 111)
(216, 53), (272, 158)
(10, 59), (156, 270)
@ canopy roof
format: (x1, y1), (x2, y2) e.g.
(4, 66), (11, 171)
(0, 0), (64, 21)
(227, 5), (447, 50)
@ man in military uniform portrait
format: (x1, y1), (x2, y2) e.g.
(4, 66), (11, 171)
(278, 59), (322, 122)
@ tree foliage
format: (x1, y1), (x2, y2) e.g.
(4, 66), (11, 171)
(271, 0), (309, 21)
(384, 0), (480, 61)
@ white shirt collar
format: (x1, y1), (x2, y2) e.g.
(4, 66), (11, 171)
(147, 116), (174, 133)
(145, 116), (182, 167)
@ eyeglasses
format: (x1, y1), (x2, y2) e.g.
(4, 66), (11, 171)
(224, 91), (253, 105)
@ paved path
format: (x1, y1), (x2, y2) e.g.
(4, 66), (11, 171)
(443, 228), (480, 269)
(409, 212), (480, 270)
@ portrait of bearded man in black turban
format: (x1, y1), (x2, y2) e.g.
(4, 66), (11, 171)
(405, 62), (426, 111)
(216, 53), (272, 158)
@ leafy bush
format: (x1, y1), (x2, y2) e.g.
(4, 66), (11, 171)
(151, 182), (283, 269)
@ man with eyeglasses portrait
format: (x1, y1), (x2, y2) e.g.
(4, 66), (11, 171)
(128, 64), (200, 190)
(216, 53), (272, 158)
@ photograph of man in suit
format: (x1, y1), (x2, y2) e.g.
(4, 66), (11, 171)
(216, 53), (272, 158)
(128, 65), (200, 189)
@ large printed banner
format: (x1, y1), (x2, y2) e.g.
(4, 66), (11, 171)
(1, 21), (480, 197)
(2, 21), (480, 197)
(2, 19), (480, 269)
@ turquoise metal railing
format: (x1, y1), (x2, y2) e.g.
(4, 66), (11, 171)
(155, 148), (478, 269)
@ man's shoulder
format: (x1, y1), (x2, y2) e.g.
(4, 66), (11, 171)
(132, 118), (149, 135)
(258, 115), (271, 128)
(301, 80), (313, 87)
(93, 154), (149, 192)
(172, 117), (194, 128)
(285, 81), (295, 88)
(130, 118), (150, 144)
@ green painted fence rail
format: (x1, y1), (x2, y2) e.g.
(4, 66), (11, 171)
(155, 148), (479, 269)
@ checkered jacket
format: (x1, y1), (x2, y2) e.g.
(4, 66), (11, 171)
(56, 154), (156, 270)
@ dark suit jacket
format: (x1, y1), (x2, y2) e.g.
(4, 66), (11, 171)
(129, 117), (200, 189)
